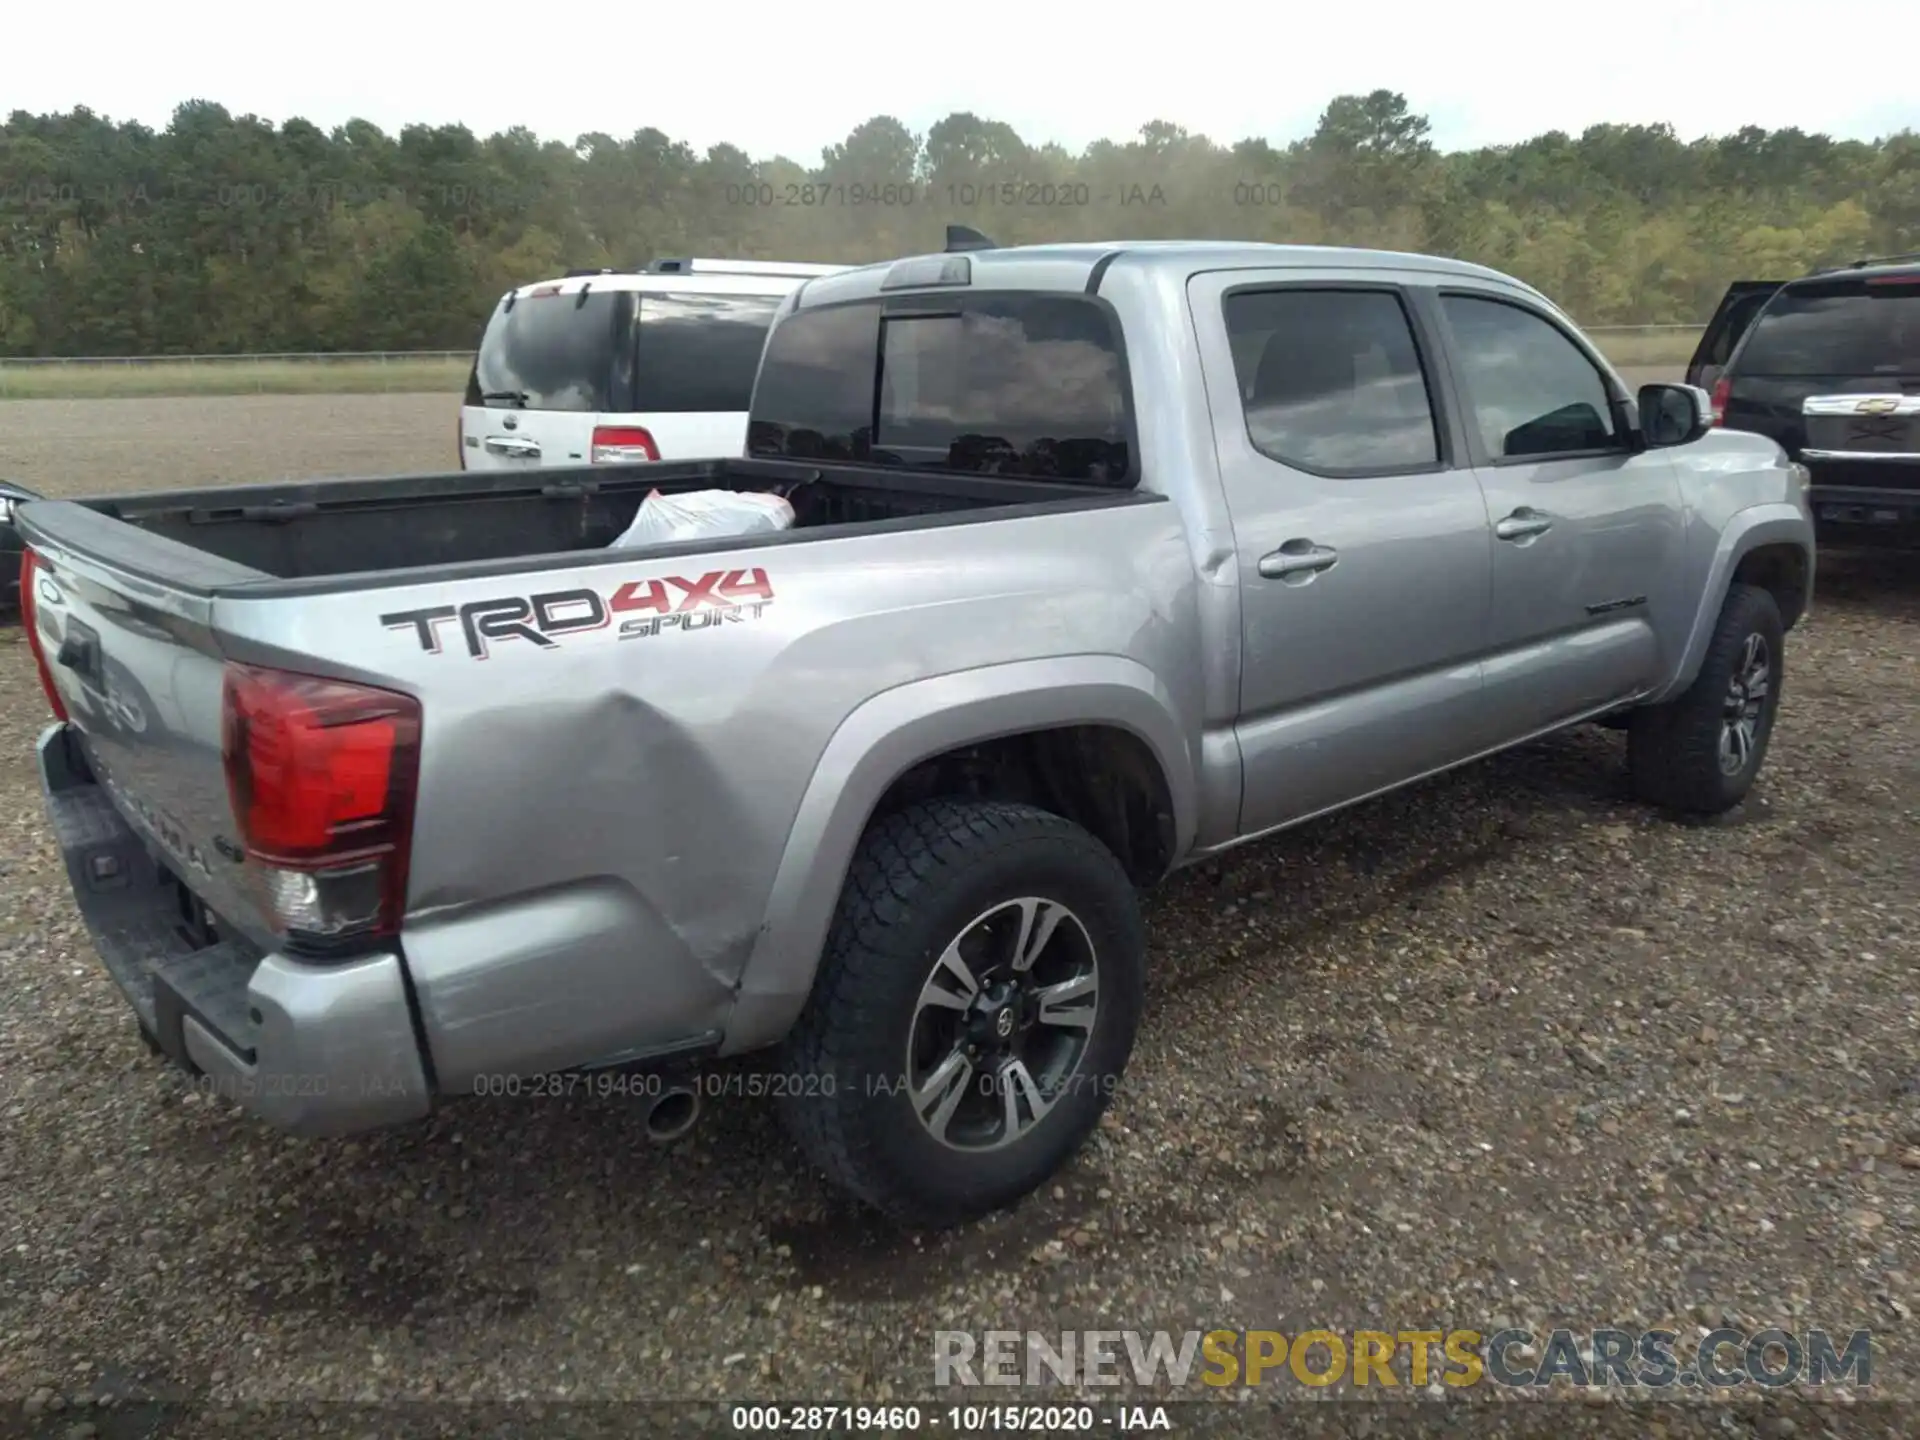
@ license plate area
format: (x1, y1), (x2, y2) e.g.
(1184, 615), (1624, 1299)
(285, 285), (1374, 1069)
(1803, 393), (1920, 453)
(1821, 417), (1916, 452)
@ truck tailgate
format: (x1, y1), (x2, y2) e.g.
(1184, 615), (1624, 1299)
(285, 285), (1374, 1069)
(24, 542), (272, 945)
(23, 533), (435, 1137)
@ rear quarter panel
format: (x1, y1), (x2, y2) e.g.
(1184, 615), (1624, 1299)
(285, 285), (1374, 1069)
(216, 500), (1204, 1083)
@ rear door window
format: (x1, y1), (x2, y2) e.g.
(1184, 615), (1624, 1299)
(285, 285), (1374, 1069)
(1221, 287), (1440, 473)
(633, 292), (783, 412)
(466, 289), (632, 412)
(1734, 278), (1920, 376)
(748, 294), (1134, 484)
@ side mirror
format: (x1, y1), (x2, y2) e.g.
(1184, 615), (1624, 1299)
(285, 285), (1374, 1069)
(1637, 383), (1712, 448)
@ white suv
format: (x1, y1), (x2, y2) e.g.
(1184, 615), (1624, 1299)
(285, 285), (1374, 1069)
(459, 258), (848, 470)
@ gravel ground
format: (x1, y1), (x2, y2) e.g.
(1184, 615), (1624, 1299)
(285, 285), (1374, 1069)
(0, 396), (1916, 1438)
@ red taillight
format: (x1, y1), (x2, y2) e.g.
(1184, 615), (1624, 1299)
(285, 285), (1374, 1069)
(221, 663), (420, 945)
(18, 550), (70, 722)
(1710, 377), (1730, 427)
(591, 425), (659, 464)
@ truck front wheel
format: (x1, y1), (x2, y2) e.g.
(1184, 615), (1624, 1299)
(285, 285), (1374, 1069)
(1628, 582), (1786, 815)
(778, 798), (1145, 1229)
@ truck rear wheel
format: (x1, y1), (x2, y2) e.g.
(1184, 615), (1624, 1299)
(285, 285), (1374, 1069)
(1628, 582), (1785, 815)
(778, 798), (1145, 1229)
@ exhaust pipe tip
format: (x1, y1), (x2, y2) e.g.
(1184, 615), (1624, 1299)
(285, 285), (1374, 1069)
(645, 1084), (701, 1145)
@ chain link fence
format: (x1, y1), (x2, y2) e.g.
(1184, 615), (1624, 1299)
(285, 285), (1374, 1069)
(0, 351), (477, 399)
(0, 328), (1704, 400)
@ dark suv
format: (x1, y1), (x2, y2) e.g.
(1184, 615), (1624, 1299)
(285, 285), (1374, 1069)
(1687, 254), (1920, 548)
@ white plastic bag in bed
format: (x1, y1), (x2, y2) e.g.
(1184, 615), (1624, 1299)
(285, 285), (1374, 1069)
(609, 488), (794, 548)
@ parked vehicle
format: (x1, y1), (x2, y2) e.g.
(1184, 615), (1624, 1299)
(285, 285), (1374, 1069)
(20, 233), (1814, 1229)
(1688, 253), (1920, 547)
(2, 480), (40, 611)
(460, 257), (849, 470)
(1685, 281), (1790, 395)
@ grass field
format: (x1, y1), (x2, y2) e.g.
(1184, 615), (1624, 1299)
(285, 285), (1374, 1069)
(0, 328), (1702, 401)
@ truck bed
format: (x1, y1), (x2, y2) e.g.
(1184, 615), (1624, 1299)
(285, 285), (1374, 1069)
(21, 457), (1149, 597)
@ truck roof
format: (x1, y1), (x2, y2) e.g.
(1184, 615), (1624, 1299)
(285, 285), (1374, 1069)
(795, 239), (1545, 310)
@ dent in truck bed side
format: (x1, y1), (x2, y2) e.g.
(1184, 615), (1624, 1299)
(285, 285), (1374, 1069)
(720, 654), (1203, 1055)
(23, 443), (1188, 1094)
(174, 487), (1199, 1089)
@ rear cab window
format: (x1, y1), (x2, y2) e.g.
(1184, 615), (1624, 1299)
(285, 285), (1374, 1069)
(747, 292), (1134, 484)
(1734, 275), (1920, 376)
(1220, 288), (1440, 473)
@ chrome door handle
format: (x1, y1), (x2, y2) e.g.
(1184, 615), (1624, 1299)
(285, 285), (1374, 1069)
(484, 435), (542, 458)
(1258, 541), (1340, 579)
(1494, 508), (1553, 542)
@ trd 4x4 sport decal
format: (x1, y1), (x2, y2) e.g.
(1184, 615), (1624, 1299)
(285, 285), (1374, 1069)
(382, 567), (775, 659)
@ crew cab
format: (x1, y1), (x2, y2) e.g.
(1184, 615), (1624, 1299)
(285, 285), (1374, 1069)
(20, 236), (1814, 1228)
(1688, 253), (1920, 547)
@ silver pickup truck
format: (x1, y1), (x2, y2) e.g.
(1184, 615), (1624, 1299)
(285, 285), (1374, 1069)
(19, 238), (1814, 1229)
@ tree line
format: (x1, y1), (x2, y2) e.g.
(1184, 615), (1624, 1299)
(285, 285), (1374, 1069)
(0, 92), (1915, 356)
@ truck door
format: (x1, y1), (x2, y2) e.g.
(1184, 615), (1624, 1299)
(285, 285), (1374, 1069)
(1187, 270), (1494, 837)
(1431, 288), (1687, 739)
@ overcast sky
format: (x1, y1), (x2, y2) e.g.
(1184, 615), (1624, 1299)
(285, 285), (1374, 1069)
(13, 0), (1913, 161)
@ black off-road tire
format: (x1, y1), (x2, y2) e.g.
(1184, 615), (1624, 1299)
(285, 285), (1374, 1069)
(777, 799), (1145, 1229)
(1628, 583), (1786, 815)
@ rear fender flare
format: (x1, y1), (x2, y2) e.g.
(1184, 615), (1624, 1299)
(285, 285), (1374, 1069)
(720, 655), (1197, 1054)
(1650, 503), (1813, 704)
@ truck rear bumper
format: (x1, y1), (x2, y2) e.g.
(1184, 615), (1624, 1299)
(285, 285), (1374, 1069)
(37, 722), (432, 1137)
